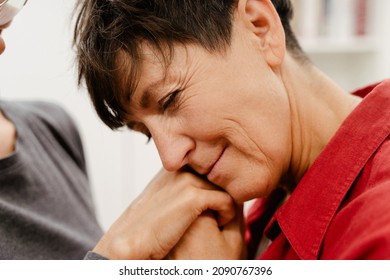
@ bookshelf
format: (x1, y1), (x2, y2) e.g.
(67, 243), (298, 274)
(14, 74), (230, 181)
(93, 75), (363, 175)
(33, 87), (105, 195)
(291, 0), (390, 90)
(292, 0), (375, 52)
(299, 36), (378, 54)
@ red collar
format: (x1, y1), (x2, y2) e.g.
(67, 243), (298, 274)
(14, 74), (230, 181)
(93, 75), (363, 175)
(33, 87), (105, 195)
(267, 80), (390, 259)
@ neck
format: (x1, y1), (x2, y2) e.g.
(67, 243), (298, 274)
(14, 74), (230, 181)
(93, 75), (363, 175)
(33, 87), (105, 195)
(281, 54), (362, 185)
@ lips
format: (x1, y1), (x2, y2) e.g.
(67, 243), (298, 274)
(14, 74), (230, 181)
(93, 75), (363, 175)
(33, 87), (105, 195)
(205, 148), (225, 181)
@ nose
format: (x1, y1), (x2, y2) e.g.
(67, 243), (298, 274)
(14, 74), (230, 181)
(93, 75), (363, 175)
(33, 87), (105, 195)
(149, 121), (194, 172)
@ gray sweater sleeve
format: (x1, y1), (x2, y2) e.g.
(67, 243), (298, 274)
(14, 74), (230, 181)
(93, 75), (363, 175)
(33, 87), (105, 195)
(0, 100), (103, 259)
(84, 251), (109, 260)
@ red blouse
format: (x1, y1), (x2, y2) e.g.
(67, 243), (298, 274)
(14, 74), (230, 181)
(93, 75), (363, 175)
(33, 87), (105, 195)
(245, 80), (390, 259)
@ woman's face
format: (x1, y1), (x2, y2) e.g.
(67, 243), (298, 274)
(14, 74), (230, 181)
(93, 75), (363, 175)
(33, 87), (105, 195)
(126, 27), (292, 203)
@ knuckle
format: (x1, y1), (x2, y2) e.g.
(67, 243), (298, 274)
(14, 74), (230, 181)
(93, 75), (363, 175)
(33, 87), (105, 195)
(178, 171), (196, 182)
(184, 186), (199, 200)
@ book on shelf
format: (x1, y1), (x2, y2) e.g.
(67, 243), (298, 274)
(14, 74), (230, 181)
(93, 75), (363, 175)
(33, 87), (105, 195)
(291, 0), (369, 42)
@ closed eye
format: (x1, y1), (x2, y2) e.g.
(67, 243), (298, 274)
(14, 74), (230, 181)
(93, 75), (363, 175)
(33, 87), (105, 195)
(159, 90), (181, 111)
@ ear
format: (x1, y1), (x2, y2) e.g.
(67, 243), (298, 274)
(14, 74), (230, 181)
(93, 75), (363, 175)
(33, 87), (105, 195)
(237, 0), (286, 67)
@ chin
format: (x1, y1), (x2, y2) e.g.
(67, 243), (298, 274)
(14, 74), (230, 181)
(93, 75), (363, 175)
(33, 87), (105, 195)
(227, 178), (276, 204)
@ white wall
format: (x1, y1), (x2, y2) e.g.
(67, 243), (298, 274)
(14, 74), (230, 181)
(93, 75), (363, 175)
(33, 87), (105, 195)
(0, 0), (162, 230)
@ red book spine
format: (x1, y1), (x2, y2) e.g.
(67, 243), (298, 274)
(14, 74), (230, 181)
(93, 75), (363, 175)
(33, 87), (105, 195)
(355, 0), (367, 36)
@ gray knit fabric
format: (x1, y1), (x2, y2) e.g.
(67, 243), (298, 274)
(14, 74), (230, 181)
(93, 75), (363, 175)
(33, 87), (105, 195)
(0, 100), (103, 259)
(84, 251), (108, 260)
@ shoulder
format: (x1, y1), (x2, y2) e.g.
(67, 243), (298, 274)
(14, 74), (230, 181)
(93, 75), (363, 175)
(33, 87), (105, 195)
(20, 101), (80, 143)
(322, 137), (390, 259)
(8, 100), (87, 172)
(19, 101), (77, 130)
(3, 100), (76, 128)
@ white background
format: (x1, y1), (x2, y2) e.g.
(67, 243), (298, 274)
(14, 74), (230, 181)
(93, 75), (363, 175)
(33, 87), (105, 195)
(1, 0), (390, 231)
(1, 260), (390, 279)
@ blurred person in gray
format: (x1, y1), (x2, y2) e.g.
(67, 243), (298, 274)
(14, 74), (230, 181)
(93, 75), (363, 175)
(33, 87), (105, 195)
(0, 0), (103, 259)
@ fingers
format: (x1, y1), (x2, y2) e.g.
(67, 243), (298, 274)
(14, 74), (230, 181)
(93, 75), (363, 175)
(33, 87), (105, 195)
(146, 168), (237, 226)
(194, 189), (236, 226)
(165, 209), (245, 260)
(98, 167), (238, 260)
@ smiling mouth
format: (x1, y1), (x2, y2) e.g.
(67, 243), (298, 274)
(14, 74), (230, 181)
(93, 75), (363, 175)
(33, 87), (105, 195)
(206, 148), (225, 180)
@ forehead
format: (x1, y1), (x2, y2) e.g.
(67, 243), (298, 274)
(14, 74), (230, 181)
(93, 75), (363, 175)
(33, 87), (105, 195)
(135, 41), (227, 83)
(116, 42), (191, 91)
(115, 40), (230, 114)
(139, 42), (192, 74)
(113, 43), (185, 113)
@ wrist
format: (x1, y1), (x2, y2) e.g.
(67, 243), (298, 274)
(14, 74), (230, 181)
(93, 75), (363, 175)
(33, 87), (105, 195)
(93, 232), (155, 260)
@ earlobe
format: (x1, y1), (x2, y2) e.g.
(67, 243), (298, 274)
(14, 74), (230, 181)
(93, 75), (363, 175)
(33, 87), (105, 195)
(239, 0), (286, 67)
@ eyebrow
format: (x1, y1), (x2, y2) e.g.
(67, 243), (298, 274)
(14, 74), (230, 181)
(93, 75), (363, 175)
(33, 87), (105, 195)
(139, 79), (163, 109)
(139, 71), (174, 109)
(140, 89), (151, 109)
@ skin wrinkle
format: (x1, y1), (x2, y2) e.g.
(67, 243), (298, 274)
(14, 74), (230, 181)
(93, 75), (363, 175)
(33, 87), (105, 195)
(116, 41), (173, 119)
(277, 56), (312, 186)
(128, 46), (180, 116)
(284, 84), (305, 186)
(222, 116), (276, 197)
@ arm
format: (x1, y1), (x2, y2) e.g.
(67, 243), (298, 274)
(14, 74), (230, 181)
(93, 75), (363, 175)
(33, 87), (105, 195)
(92, 169), (237, 259)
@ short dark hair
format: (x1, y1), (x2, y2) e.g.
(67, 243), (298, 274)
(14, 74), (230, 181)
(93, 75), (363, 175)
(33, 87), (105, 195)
(73, 0), (305, 129)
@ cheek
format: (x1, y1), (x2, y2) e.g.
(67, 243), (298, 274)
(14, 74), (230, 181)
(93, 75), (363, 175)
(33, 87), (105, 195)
(228, 148), (289, 202)
(180, 100), (227, 140)
(223, 108), (292, 201)
(229, 91), (292, 160)
(248, 82), (292, 161)
(251, 111), (292, 179)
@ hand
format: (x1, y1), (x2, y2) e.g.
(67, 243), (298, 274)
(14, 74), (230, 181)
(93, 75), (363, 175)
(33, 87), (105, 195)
(165, 206), (246, 260)
(92, 169), (236, 259)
